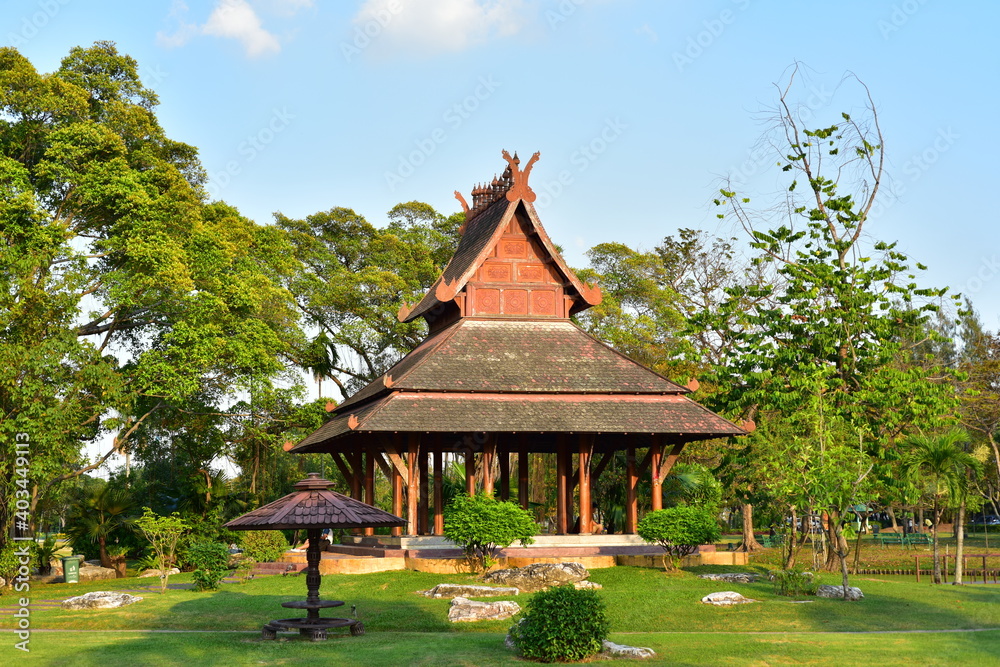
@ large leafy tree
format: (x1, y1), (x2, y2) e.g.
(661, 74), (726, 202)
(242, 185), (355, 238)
(0, 42), (299, 548)
(705, 68), (959, 565)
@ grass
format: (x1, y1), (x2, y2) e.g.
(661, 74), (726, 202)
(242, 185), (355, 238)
(3, 561), (1000, 665)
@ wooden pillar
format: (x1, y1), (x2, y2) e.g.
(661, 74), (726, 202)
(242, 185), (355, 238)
(650, 437), (663, 511)
(482, 435), (495, 495)
(364, 443), (376, 536)
(349, 449), (362, 500)
(556, 435), (568, 535)
(498, 442), (510, 502)
(407, 434), (420, 536)
(464, 449), (476, 496)
(626, 445), (638, 533)
(578, 434), (593, 535)
(433, 448), (444, 535)
(518, 442), (529, 511)
(391, 457), (403, 537)
(418, 446), (429, 535)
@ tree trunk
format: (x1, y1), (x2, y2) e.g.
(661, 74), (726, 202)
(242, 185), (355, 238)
(98, 536), (111, 570)
(834, 524), (851, 599)
(887, 507), (898, 530)
(740, 503), (763, 551)
(851, 511), (868, 574)
(784, 507), (797, 568)
(955, 500), (966, 585)
(824, 510), (842, 571)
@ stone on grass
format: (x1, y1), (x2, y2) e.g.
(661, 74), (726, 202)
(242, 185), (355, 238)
(698, 573), (761, 584)
(602, 639), (656, 658)
(138, 568), (180, 578)
(422, 583), (520, 598)
(448, 596), (520, 623)
(482, 562), (589, 593)
(61, 591), (143, 610)
(573, 580), (603, 590)
(78, 565), (117, 582)
(701, 591), (757, 606)
(816, 585), (864, 601)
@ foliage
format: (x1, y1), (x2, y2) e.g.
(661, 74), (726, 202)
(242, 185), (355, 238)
(772, 567), (820, 596)
(63, 482), (137, 569)
(32, 534), (60, 576)
(0, 543), (21, 589)
(186, 540), (231, 591)
(238, 530), (289, 564)
(508, 585), (609, 662)
(134, 508), (188, 593)
(443, 494), (536, 572)
(638, 506), (721, 570)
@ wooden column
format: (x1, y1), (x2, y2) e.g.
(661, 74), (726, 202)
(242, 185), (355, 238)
(465, 449), (476, 496)
(349, 449), (362, 500)
(407, 434), (420, 536)
(363, 443), (376, 536)
(418, 446), (429, 535)
(498, 442), (510, 502)
(650, 437), (663, 511)
(391, 459), (403, 537)
(518, 442), (529, 511)
(556, 435), (568, 535)
(625, 445), (638, 534)
(578, 434), (593, 535)
(433, 448), (444, 535)
(482, 435), (495, 495)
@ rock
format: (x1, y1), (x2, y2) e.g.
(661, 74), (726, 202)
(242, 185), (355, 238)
(698, 573), (761, 584)
(602, 640), (656, 658)
(0, 576), (5, 587)
(83, 559), (102, 567)
(573, 580), (603, 590)
(78, 565), (117, 582)
(701, 591), (757, 606)
(422, 583), (520, 598)
(482, 562), (590, 593)
(61, 591), (143, 610)
(48, 561), (63, 576)
(816, 585), (864, 601)
(138, 568), (180, 578)
(448, 596), (521, 623)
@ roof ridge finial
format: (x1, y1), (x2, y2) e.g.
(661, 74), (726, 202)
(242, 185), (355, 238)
(501, 149), (539, 203)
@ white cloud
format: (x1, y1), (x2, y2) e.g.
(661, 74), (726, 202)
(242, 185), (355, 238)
(203, 0), (281, 58)
(158, 0), (314, 58)
(352, 0), (531, 57)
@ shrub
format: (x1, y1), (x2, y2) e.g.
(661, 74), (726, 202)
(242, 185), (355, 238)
(0, 544), (23, 590)
(637, 506), (721, 570)
(239, 530), (289, 563)
(443, 493), (536, 572)
(772, 567), (820, 596)
(134, 509), (189, 594)
(32, 534), (59, 575)
(508, 585), (609, 662)
(187, 540), (231, 591)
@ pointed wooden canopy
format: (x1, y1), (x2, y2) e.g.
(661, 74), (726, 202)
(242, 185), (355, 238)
(224, 474), (406, 531)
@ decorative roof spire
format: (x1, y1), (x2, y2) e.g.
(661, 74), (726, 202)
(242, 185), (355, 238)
(454, 149), (540, 225)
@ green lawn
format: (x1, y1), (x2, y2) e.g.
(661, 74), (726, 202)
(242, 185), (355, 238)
(3, 565), (1000, 665)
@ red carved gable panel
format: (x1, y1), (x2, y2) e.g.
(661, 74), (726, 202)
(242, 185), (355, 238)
(517, 263), (545, 283)
(503, 289), (528, 315)
(481, 262), (512, 282)
(477, 288), (500, 314)
(499, 240), (527, 259)
(530, 289), (557, 316)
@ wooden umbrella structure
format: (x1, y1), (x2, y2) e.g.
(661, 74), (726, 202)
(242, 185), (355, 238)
(224, 473), (406, 640)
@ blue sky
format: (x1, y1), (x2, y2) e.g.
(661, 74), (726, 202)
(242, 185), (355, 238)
(8, 0), (1000, 326)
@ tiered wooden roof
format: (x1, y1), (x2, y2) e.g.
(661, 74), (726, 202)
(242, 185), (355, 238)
(291, 150), (742, 455)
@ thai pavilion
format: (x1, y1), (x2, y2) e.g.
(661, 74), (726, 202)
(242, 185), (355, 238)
(289, 150), (743, 546)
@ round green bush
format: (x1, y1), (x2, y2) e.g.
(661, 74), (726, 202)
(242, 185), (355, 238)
(239, 530), (289, 563)
(508, 585), (609, 662)
(186, 540), (231, 591)
(443, 493), (536, 572)
(637, 506), (721, 569)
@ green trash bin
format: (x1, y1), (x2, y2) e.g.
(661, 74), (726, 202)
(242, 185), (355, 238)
(62, 556), (81, 584)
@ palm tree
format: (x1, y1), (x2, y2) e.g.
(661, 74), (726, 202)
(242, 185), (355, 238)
(64, 483), (136, 570)
(902, 430), (982, 584)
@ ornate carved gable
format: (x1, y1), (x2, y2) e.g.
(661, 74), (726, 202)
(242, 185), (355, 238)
(399, 150), (601, 328)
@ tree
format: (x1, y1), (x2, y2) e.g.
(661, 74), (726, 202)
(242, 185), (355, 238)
(134, 508), (188, 593)
(705, 66), (959, 570)
(443, 493), (536, 572)
(63, 482), (136, 570)
(902, 430), (981, 584)
(0, 42), (300, 549)
(637, 506), (721, 571)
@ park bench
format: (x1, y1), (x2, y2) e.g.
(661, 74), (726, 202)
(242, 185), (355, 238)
(908, 533), (931, 546)
(760, 535), (784, 548)
(874, 534), (905, 547)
